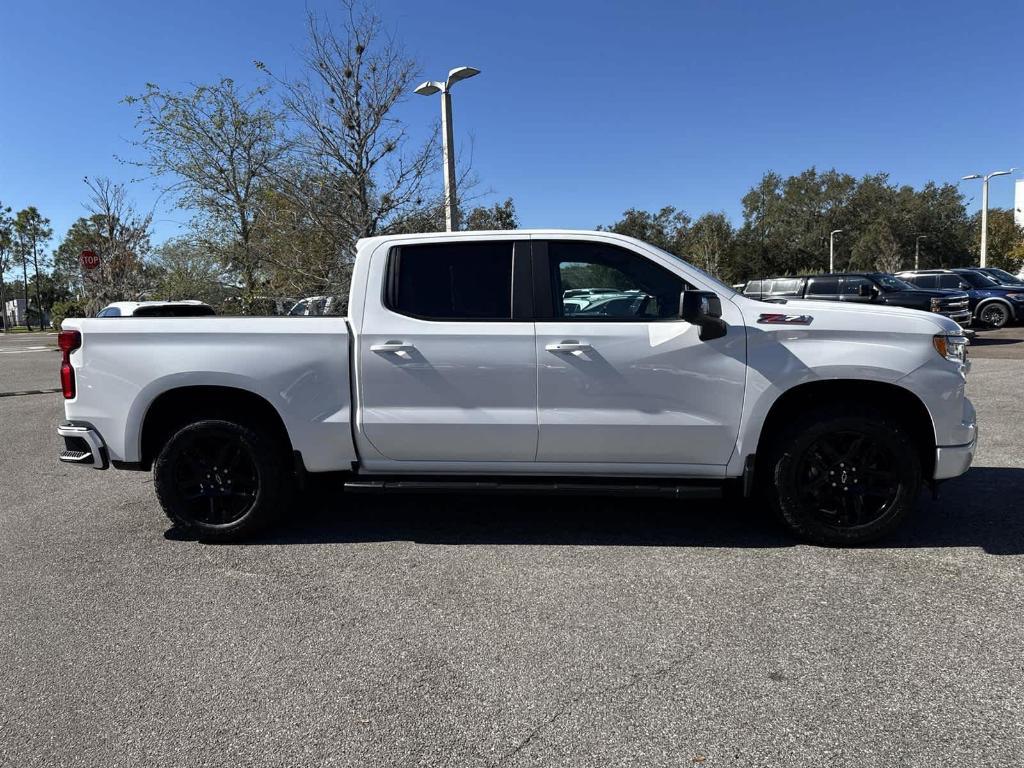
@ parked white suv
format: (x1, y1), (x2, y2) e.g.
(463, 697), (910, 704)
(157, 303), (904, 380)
(97, 300), (215, 317)
(57, 230), (976, 545)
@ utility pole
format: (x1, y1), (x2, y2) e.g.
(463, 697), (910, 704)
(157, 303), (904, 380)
(829, 229), (843, 274)
(414, 67), (481, 232)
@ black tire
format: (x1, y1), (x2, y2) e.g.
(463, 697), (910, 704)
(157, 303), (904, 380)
(762, 405), (922, 546)
(978, 302), (1010, 329)
(153, 419), (289, 541)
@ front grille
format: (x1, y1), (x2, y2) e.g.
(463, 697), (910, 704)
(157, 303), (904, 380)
(940, 299), (970, 310)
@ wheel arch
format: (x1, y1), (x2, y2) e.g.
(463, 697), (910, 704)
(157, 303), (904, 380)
(139, 385), (294, 471)
(753, 379), (937, 480)
(975, 297), (1014, 323)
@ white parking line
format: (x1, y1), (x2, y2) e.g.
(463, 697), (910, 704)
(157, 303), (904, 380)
(0, 346), (54, 354)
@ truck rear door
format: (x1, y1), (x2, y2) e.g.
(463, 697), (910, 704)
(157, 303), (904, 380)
(355, 238), (538, 462)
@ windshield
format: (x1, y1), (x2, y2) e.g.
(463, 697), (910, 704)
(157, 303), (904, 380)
(986, 268), (1023, 284)
(649, 244), (737, 296)
(874, 274), (917, 291)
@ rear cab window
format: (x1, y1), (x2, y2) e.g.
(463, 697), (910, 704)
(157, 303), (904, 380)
(385, 241), (515, 320)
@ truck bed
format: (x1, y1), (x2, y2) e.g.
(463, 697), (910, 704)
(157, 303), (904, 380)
(60, 316), (356, 472)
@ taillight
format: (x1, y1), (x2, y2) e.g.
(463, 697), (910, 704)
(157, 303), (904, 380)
(58, 330), (82, 399)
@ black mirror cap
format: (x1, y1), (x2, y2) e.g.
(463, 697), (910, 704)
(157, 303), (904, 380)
(858, 283), (873, 298)
(680, 290), (727, 341)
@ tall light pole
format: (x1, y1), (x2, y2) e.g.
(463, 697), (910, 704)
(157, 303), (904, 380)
(829, 229), (843, 274)
(414, 66), (480, 232)
(915, 234), (928, 270)
(962, 169), (1015, 267)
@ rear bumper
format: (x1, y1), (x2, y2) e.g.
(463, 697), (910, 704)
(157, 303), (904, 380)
(57, 422), (109, 469)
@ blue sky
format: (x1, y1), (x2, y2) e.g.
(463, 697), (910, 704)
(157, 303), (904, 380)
(1, 0), (1021, 260)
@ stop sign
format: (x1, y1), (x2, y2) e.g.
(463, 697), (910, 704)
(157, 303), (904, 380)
(80, 250), (101, 270)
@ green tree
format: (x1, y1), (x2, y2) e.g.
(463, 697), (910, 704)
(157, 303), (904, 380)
(125, 77), (285, 308)
(733, 168), (972, 280)
(599, 206), (691, 254)
(464, 198), (519, 231)
(151, 237), (226, 305)
(687, 212), (735, 279)
(969, 208), (1024, 272)
(13, 207), (52, 330)
(0, 202), (13, 329)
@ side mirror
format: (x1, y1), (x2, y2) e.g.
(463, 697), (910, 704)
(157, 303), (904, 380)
(680, 290), (727, 341)
(857, 283), (874, 298)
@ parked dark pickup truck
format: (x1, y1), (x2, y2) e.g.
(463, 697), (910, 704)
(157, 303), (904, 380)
(743, 272), (972, 327)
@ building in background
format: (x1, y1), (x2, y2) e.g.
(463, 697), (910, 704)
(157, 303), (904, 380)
(3, 298), (27, 328)
(1016, 179), (1023, 228)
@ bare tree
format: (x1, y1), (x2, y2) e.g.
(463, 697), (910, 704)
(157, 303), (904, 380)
(124, 78), (286, 308)
(79, 177), (154, 313)
(261, 0), (438, 252)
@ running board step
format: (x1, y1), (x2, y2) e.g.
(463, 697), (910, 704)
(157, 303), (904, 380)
(344, 478), (722, 499)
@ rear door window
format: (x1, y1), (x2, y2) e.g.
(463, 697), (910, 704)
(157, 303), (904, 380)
(806, 276), (839, 297)
(938, 274), (964, 290)
(386, 241), (514, 320)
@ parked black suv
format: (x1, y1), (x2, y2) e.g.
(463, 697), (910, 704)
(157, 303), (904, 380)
(742, 272), (972, 327)
(896, 268), (1024, 328)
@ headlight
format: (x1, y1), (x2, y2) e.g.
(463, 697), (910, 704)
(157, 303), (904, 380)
(933, 333), (968, 365)
(1005, 293), (1024, 301)
(929, 297), (942, 311)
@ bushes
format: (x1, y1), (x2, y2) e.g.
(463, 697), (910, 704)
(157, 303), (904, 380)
(50, 299), (88, 330)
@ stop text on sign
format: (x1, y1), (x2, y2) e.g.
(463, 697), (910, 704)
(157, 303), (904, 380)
(80, 250), (101, 270)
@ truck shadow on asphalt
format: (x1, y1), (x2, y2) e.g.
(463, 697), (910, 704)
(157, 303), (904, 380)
(179, 466), (1024, 554)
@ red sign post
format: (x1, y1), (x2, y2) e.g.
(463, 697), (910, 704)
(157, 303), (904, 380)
(80, 250), (101, 270)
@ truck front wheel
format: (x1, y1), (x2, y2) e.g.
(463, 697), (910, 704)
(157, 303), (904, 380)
(153, 419), (287, 541)
(764, 406), (922, 545)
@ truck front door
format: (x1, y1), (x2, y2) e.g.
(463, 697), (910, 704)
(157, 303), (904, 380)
(532, 239), (746, 467)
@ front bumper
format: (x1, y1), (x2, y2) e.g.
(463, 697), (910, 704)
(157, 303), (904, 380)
(57, 422), (108, 469)
(933, 398), (977, 480)
(940, 308), (972, 327)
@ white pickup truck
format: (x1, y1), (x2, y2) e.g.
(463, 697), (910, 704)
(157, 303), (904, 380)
(57, 230), (977, 545)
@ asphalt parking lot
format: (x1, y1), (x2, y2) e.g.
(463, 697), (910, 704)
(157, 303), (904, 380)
(1, 328), (1023, 767)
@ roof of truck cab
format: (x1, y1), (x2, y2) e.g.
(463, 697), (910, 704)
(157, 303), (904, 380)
(356, 229), (660, 250)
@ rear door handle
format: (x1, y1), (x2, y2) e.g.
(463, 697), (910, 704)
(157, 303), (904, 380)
(370, 341), (416, 353)
(545, 340), (592, 353)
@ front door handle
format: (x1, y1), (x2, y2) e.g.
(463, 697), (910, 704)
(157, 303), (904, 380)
(370, 341), (416, 353)
(545, 340), (592, 353)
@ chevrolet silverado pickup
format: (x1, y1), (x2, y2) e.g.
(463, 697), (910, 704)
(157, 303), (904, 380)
(56, 230), (977, 545)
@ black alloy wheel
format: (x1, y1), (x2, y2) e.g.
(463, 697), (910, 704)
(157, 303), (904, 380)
(791, 429), (902, 530)
(154, 419), (287, 540)
(979, 302), (1009, 329)
(766, 406), (922, 545)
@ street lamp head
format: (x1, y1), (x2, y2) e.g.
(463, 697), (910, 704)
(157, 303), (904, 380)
(413, 81), (443, 96)
(446, 66), (480, 88)
(831, 229), (843, 236)
(962, 174), (982, 181)
(989, 169), (1014, 179)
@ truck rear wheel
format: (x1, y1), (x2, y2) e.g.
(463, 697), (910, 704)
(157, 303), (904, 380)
(763, 405), (922, 545)
(153, 419), (287, 541)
